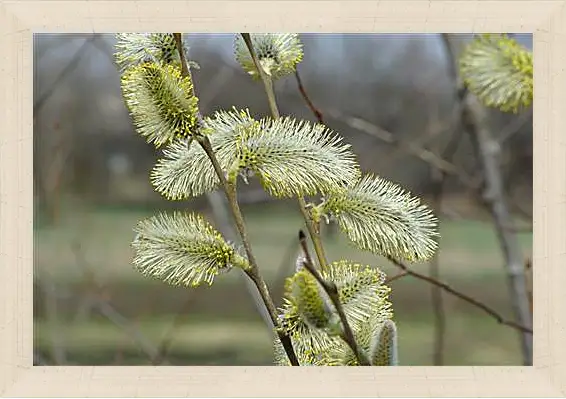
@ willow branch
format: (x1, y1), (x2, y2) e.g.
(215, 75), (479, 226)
(173, 33), (299, 366)
(240, 33), (329, 271)
(299, 231), (371, 366)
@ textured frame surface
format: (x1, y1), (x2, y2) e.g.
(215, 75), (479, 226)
(1, 0), (565, 397)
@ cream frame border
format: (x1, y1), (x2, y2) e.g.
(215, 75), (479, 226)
(1, 1), (565, 397)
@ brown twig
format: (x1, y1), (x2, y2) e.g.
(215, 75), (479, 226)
(386, 255), (532, 335)
(298, 231), (371, 366)
(293, 69), (341, 239)
(294, 69), (324, 123)
(385, 271), (409, 284)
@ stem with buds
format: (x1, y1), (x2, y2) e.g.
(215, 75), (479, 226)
(240, 33), (329, 271)
(239, 33), (368, 365)
(298, 231), (371, 366)
(173, 33), (299, 366)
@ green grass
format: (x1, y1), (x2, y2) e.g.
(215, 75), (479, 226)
(34, 309), (522, 366)
(34, 202), (532, 366)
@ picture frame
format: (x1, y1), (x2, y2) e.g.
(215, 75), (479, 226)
(1, 1), (564, 397)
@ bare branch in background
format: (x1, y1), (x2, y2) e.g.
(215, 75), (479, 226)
(440, 34), (533, 365)
(386, 256), (533, 335)
(295, 69), (324, 124)
(292, 36), (533, 354)
(376, 105), (461, 169)
(427, 36), (471, 365)
(34, 34), (98, 116)
(325, 108), (476, 188)
(496, 108), (532, 145)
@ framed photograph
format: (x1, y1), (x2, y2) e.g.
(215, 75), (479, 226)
(1, 1), (564, 397)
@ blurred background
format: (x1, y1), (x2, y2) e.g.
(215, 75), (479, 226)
(33, 33), (533, 366)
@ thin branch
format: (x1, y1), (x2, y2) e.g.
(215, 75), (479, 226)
(294, 69), (324, 123)
(298, 231), (371, 366)
(385, 271), (409, 284)
(173, 33), (299, 366)
(325, 108), (476, 189)
(240, 33), (329, 271)
(386, 255), (533, 335)
(293, 69), (341, 239)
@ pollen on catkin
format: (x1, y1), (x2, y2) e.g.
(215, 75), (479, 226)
(320, 174), (439, 262)
(131, 212), (249, 288)
(120, 62), (200, 147)
(275, 260), (394, 365)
